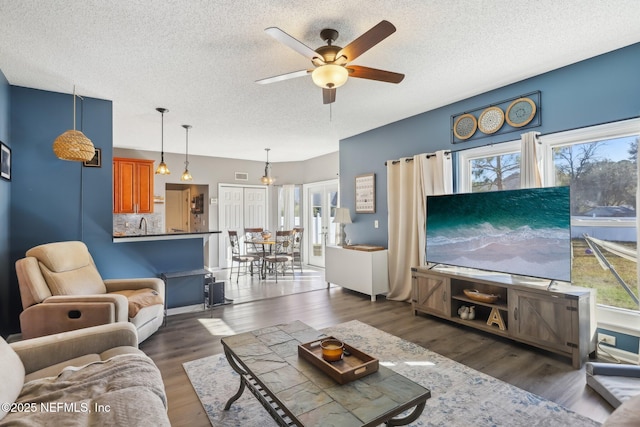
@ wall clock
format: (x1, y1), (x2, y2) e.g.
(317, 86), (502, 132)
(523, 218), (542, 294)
(505, 97), (537, 127)
(453, 114), (477, 140)
(478, 106), (505, 134)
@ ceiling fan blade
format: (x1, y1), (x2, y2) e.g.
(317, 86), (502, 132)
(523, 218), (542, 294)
(265, 27), (322, 61)
(347, 65), (404, 83)
(323, 88), (336, 104)
(336, 20), (396, 62)
(256, 69), (311, 85)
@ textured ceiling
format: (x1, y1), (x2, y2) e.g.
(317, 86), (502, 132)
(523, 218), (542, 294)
(1, 1), (639, 162)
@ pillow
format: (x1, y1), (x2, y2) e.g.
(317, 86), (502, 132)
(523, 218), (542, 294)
(0, 338), (25, 421)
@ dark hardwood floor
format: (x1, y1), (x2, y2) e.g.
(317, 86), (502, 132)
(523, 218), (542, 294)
(141, 276), (613, 426)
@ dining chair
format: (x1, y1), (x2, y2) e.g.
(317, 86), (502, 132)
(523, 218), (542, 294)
(244, 227), (266, 258)
(292, 227), (304, 273)
(263, 230), (295, 283)
(228, 231), (261, 283)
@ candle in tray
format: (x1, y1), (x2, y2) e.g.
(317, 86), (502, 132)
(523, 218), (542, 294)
(321, 339), (344, 362)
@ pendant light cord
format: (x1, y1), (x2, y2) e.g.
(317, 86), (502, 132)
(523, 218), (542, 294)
(73, 86), (76, 130)
(161, 111), (164, 160)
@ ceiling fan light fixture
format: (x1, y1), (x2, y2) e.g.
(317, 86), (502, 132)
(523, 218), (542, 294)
(312, 64), (348, 89)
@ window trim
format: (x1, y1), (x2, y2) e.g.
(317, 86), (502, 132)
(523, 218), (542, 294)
(540, 118), (640, 186)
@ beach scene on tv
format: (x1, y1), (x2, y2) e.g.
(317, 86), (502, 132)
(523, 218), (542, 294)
(426, 187), (571, 282)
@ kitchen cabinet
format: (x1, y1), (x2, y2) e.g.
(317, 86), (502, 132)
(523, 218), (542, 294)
(113, 157), (155, 213)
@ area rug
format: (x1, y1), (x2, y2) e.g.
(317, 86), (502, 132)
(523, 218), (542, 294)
(183, 320), (601, 426)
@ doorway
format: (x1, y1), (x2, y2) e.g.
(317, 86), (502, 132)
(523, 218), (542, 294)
(303, 180), (338, 267)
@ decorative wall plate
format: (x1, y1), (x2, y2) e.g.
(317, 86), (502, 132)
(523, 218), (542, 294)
(478, 106), (504, 134)
(453, 114), (477, 140)
(505, 97), (537, 127)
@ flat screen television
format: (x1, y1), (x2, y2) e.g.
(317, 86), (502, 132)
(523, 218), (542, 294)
(425, 186), (571, 282)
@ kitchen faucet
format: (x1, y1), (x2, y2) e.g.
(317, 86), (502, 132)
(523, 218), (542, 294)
(139, 217), (148, 235)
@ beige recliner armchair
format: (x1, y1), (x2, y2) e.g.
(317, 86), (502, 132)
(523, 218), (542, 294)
(15, 241), (164, 342)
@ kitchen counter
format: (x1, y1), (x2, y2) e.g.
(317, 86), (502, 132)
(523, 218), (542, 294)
(113, 230), (221, 243)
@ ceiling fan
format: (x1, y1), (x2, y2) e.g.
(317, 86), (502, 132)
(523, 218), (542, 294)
(256, 20), (405, 104)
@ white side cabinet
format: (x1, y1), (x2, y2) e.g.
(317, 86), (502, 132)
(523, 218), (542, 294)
(325, 245), (389, 301)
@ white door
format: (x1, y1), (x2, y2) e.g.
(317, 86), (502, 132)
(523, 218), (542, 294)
(218, 185), (267, 268)
(304, 180), (338, 267)
(244, 187), (266, 229)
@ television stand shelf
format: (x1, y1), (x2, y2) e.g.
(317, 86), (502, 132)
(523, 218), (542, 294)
(411, 266), (596, 368)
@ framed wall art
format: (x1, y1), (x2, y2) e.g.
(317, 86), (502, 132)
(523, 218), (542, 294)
(355, 173), (375, 213)
(1, 141), (11, 181)
(83, 148), (102, 167)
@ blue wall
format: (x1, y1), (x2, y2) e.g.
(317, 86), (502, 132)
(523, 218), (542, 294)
(0, 70), (10, 336)
(4, 86), (203, 334)
(340, 42), (640, 247)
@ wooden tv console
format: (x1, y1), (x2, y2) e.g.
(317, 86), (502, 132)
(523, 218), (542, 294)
(411, 266), (597, 368)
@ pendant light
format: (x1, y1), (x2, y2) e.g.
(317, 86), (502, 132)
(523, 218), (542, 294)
(260, 148), (274, 185)
(155, 107), (170, 174)
(52, 86), (95, 161)
(180, 124), (193, 181)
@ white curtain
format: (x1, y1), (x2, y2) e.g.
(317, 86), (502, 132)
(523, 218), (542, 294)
(520, 131), (542, 188)
(281, 185), (295, 230)
(387, 150), (453, 301)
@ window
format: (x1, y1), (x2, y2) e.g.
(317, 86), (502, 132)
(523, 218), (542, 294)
(458, 119), (640, 315)
(458, 141), (520, 193)
(543, 124), (639, 311)
(277, 185), (301, 229)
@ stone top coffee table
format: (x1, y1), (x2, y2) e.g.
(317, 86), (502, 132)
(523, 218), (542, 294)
(221, 320), (431, 426)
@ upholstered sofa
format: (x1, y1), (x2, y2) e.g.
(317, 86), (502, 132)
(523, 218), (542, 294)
(15, 241), (164, 342)
(0, 322), (169, 426)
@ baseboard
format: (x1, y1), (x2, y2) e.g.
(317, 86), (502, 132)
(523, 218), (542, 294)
(167, 304), (206, 316)
(166, 298), (233, 316)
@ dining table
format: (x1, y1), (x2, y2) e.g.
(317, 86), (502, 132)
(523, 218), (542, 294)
(246, 239), (276, 279)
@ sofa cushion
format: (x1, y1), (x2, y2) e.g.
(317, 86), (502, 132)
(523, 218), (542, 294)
(27, 241), (107, 295)
(0, 338), (25, 421)
(24, 354), (101, 383)
(110, 288), (164, 318)
(23, 346), (144, 383)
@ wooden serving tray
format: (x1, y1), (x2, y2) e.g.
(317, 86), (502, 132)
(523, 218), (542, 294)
(298, 336), (379, 384)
